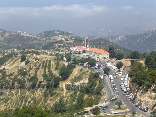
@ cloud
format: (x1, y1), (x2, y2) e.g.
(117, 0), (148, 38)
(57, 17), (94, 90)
(0, 4), (109, 18)
(122, 6), (133, 10)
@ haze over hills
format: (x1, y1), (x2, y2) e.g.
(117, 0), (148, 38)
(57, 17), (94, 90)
(0, 29), (156, 53)
(93, 30), (156, 53)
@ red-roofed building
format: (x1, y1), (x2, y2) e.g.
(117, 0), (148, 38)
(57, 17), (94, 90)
(87, 48), (109, 60)
(70, 46), (89, 54)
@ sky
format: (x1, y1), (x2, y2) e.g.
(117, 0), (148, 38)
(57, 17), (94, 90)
(0, 0), (156, 36)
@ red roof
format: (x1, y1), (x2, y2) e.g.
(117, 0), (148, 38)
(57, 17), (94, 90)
(88, 48), (109, 54)
(70, 46), (88, 51)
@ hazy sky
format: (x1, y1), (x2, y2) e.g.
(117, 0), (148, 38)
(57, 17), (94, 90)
(0, 0), (156, 36)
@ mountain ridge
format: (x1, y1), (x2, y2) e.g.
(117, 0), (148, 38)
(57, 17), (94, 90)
(104, 30), (156, 53)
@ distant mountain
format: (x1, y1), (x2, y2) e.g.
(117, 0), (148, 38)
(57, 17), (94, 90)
(90, 37), (132, 57)
(0, 30), (81, 50)
(104, 30), (156, 53)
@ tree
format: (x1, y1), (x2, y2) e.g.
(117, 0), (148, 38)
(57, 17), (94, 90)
(88, 58), (96, 67)
(145, 51), (156, 70)
(129, 51), (140, 59)
(25, 60), (30, 65)
(108, 45), (116, 58)
(151, 114), (156, 117)
(129, 61), (145, 77)
(21, 54), (26, 62)
(60, 54), (64, 60)
(103, 66), (110, 75)
(59, 65), (70, 80)
(115, 101), (123, 108)
(73, 58), (80, 64)
(13, 106), (49, 117)
(75, 92), (84, 110)
(53, 77), (61, 88)
(65, 53), (71, 62)
(53, 96), (67, 114)
(115, 53), (124, 60)
(131, 111), (137, 117)
(92, 106), (100, 116)
(116, 61), (123, 71)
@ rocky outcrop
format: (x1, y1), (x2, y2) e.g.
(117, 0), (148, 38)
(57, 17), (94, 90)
(129, 83), (156, 111)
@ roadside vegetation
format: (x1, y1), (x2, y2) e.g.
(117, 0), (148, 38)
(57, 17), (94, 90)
(129, 51), (156, 92)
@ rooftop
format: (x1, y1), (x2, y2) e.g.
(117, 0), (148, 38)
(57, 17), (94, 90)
(88, 48), (109, 54)
(70, 46), (88, 51)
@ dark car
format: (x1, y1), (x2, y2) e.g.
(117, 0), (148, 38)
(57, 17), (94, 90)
(102, 106), (108, 110)
(150, 112), (154, 114)
(103, 105), (108, 108)
(109, 99), (115, 102)
(132, 101), (135, 104)
(83, 110), (89, 114)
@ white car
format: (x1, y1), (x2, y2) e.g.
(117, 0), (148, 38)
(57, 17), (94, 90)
(111, 111), (118, 114)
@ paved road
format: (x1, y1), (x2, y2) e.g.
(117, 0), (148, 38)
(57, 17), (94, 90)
(109, 66), (151, 117)
(92, 60), (151, 117)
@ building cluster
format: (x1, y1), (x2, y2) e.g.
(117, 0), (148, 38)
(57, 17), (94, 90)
(70, 36), (109, 61)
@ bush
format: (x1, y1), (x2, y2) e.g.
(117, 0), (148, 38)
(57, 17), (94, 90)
(25, 60), (30, 65)
(21, 54), (26, 62)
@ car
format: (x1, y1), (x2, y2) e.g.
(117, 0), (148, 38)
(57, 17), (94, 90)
(132, 101), (135, 104)
(111, 111), (118, 114)
(114, 97), (117, 100)
(126, 94), (129, 97)
(116, 95), (119, 98)
(121, 78), (124, 81)
(140, 106), (143, 110)
(114, 111), (118, 114)
(142, 108), (148, 112)
(127, 87), (130, 91)
(138, 106), (141, 109)
(150, 111), (155, 114)
(109, 99), (115, 102)
(135, 104), (139, 107)
(103, 105), (108, 108)
(102, 105), (108, 110)
(129, 98), (132, 101)
(98, 106), (103, 109)
(83, 110), (89, 114)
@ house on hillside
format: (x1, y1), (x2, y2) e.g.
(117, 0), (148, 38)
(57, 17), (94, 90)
(87, 48), (109, 61)
(70, 46), (89, 54)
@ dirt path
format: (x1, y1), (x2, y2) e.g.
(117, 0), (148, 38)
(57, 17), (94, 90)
(60, 67), (80, 96)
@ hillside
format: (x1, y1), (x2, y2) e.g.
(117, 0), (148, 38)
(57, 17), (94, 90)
(0, 50), (104, 115)
(105, 30), (156, 53)
(0, 29), (81, 50)
(90, 37), (132, 57)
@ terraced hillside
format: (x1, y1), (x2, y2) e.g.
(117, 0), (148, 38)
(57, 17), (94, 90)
(0, 50), (104, 113)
